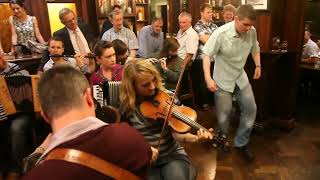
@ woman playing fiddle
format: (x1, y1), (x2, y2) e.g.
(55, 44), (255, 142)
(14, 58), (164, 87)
(90, 40), (123, 85)
(119, 59), (213, 180)
(9, 0), (45, 51)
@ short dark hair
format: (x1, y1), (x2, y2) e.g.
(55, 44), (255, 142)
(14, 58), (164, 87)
(200, 3), (212, 12)
(112, 5), (122, 10)
(48, 36), (64, 48)
(112, 39), (128, 55)
(38, 66), (90, 119)
(9, 0), (25, 8)
(159, 37), (180, 57)
(151, 17), (163, 23)
(236, 4), (256, 21)
(94, 40), (114, 57)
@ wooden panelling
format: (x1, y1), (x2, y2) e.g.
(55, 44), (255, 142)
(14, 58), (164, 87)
(25, 0), (51, 41)
(255, 12), (271, 52)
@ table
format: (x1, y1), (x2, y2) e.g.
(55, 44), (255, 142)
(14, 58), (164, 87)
(5, 54), (42, 74)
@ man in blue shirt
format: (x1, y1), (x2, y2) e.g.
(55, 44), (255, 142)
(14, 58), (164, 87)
(138, 17), (164, 58)
(203, 4), (261, 162)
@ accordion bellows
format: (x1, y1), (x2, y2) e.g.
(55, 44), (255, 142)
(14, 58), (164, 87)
(0, 75), (40, 118)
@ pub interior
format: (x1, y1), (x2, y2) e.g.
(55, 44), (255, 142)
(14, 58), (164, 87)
(0, 0), (320, 179)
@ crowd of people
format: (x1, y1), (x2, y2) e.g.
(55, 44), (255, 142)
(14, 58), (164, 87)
(0, 0), (265, 179)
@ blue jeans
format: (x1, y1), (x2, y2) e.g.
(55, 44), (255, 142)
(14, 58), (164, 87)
(148, 155), (196, 180)
(214, 84), (257, 147)
(10, 114), (32, 173)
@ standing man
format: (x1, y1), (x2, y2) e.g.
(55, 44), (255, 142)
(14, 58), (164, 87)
(215, 4), (236, 27)
(102, 11), (138, 58)
(203, 5), (261, 162)
(193, 3), (218, 110)
(138, 17), (164, 58)
(302, 29), (319, 61)
(176, 12), (199, 67)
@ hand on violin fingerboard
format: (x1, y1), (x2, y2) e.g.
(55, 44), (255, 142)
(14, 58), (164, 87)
(197, 128), (213, 141)
(173, 129), (213, 143)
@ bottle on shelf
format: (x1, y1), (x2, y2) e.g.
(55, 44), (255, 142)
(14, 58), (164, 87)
(127, 6), (132, 14)
(137, 10), (144, 21)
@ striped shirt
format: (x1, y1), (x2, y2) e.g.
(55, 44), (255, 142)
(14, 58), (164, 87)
(0, 104), (7, 121)
(193, 20), (218, 59)
(101, 27), (139, 50)
(124, 108), (186, 158)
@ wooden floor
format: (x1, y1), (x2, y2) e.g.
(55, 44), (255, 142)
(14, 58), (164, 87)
(183, 97), (320, 180)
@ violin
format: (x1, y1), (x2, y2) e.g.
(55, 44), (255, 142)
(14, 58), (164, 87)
(139, 90), (230, 151)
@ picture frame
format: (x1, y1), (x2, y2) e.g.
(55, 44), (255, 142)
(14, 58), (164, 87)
(110, 0), (128, 12)
(243, 0), (268, 10)
(210, 0), (242, 8)
(96, 0), (111, 17)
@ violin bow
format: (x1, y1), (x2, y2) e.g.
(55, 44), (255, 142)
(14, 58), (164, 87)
(156, 58), (190, 152)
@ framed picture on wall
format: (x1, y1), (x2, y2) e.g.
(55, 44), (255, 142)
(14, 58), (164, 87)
(96, 0), (111, 17)
(244, 0), (268, 10)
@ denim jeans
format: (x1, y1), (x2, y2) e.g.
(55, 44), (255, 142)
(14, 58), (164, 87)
(10, 114), (32, 173)
(214, 84), (257, 147)
(148, 155), (196, 180)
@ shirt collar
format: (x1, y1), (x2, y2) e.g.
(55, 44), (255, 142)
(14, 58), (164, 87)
(229, 21), (239, 38)
(67, 27), (80, 34)
(38, 116), (107, 162)
(113, 26), (124, 33)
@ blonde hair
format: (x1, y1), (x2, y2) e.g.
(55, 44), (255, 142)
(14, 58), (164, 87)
(120, 59), (164, 114)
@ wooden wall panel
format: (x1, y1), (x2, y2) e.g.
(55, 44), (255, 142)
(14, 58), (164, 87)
(26, 0), (51, 41)
(255, 12), (271, 52)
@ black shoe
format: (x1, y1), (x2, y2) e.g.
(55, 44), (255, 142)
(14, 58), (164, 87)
(235, 146), (255, 162)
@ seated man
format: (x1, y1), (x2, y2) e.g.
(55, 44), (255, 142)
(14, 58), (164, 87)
(43, 36), (89, 74)
(138, 17), (164, 58)
(102, 10), (138, 58)
(99, 5), (130, 38)
(37, 8), (95, 73)
(22, 66), (152, 180)
(302, 29), (320, 62)
(0, 53), (32, 178)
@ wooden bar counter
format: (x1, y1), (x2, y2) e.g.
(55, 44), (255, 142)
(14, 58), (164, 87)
(245, 51), (299, 130)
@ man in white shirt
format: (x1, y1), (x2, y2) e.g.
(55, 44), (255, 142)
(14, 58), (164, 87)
(43, 37), (89, 73)
(176, 12), (199, 67)
(302, 29), (319, 61)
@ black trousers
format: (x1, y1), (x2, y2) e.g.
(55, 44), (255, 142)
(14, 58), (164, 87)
(190, 58), (214, 107)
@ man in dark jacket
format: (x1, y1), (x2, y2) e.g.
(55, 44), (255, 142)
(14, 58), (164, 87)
(37, 8), (95, 73)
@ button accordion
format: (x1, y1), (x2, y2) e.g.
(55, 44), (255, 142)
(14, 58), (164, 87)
(0, 75), (41, 121)
(92, 81), (121, 108)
